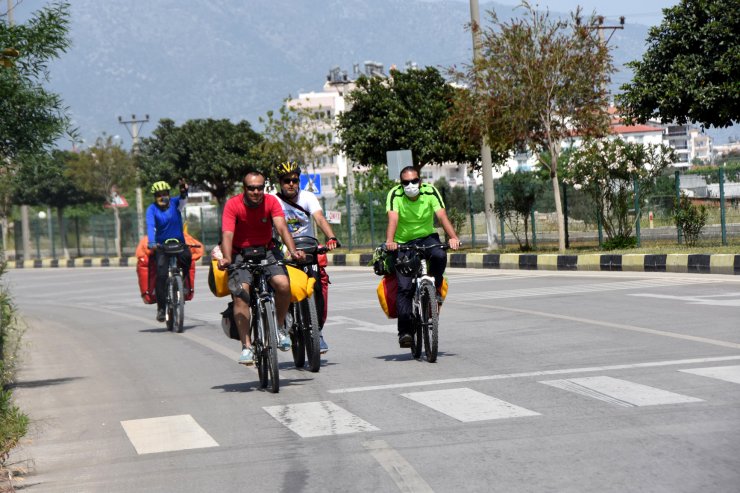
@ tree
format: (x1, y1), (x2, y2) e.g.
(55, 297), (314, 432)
(11, 150), (92, 258)
(454, 2), (614, 252)
(0, 2), (72, 163)
(563, 139), (676, 244)
(138, 118), (263, 211)
(494, 170), (543, 251)
(67, 136), (136, 257)
(336, 66), (479, 169)
(259, 97), (332, 172)
(617, 0), (739, 128)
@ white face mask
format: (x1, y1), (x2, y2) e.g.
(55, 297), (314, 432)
(403, 183), (420, 198)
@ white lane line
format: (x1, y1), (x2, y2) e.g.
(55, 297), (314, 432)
(121, 414), (218, 455)
(458, 278), (718, 301)
(628, 293), (740, 307)
(324, 315), (396, 333)
(679, 365), (740, 385)
(402, 388), (540, 422)
(540, 376), (703, 407)
(453, 301), (740, 350)
(328, 355), (740, 394)
(263, 401), (379, 438)
(363, 440), (435, 493)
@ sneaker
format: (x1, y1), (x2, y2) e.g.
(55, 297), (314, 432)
(398, 333), (413, 348)
(278, 330), (291, 352)
(319, 335), (329, 354)
(156, 308), (166, 322)
(436, 293), (443, 306)
(238, 347), (255, 365)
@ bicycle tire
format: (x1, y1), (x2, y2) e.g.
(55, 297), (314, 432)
(253, 313), (268, 389)
(263, 300), (280, 393)
(165, 276), (175, 332)
(410, 313), (422, 359)
(290, 304), (306, 368)
(302, 296), (321, 373)
(173, 275), (184, 333)
(420, 282), (439, 363)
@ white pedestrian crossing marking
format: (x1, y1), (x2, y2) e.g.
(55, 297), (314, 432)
(402, 388), (540, 422)
(263, 401), (379, 438)
(540, 376), (703, 407)
(120, 414), (219, 455)
(679, 365), (740, 385)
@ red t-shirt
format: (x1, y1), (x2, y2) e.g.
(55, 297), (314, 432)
(222, 194), (284, 248)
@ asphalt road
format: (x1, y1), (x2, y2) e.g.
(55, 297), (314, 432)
(5, 266), (740, 493)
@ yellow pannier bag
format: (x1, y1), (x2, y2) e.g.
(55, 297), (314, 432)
(438, 277), (449, 301)
(287, 265), (316, 303)
(208, 259), (230, 297)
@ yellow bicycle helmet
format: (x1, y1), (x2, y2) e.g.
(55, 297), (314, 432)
(150, 181), (171, 194)
(275, 161), (301, 179)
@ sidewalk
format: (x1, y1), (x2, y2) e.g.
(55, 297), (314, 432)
(6, 252), (740, 275)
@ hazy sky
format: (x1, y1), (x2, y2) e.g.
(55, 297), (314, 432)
(495, 1), (681, 27)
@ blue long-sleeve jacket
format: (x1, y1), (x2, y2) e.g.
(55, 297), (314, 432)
(146, 195), (186, 245)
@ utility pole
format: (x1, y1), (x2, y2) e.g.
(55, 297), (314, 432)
(577, 15), (625, 46)
(118, 114), (149, 238)
(6, 0), (32, 260)
(470, 0), (498, 250)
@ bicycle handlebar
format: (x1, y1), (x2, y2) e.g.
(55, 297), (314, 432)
(226, 257), (286, 273)
(383, 242), (455, 252)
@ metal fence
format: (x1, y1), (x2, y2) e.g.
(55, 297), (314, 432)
(2, 170), (738, 259)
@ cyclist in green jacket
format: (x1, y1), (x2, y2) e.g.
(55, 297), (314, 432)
(385, 166), (460, 348)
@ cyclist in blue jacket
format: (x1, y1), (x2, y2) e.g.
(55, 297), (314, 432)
(146, 179), (192, 322)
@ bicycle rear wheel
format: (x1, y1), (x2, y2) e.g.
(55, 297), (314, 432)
(262, 300), (280, 393)
(165, 276), (175, 331)
(289, 305), (306, 369)
(302, 296), (321, 373)
(173, 275), (184, 333)
(420, 282), (439, 363)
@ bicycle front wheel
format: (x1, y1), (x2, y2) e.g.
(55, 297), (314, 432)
(302, 296), (321, 373)
(262, 300), (280, 393)
(173, 274), (185, 333)
(252, 312), (268, 389)
(420, 281), (439, 363)
(165, 276), (175, 332)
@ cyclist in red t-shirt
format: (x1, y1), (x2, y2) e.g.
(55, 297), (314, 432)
(218, 171), (305, 365)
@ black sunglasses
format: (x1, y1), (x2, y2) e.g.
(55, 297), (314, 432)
(282, 178), (300, 184)
(401, 178), (420, 186)
(245, 184), (265, 191)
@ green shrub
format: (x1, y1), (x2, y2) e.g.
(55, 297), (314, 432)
(601, 235), (638, 250)
(0, 260), (28, 464)
(673, 195), (708, 247)
(0, 390), (28, 463)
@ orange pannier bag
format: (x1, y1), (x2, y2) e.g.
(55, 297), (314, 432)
(135, 232), (203, 303)
(376, 274), (398, 319)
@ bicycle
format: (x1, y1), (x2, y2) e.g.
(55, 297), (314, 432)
(227, 253), (285, 393)
(284, 236), (335, 373)
(395, 243), (450, 363)
(158, 239), (199, 333)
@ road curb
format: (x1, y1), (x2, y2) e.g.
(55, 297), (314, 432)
(5, 253), (739, 275)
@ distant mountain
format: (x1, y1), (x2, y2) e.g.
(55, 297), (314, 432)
(38, 0), (659, 146)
